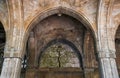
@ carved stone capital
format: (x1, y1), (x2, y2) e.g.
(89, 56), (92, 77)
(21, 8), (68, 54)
(4, 52), (22, 60)
(98, 51), (116, 58)
(3, 47), (23, 59)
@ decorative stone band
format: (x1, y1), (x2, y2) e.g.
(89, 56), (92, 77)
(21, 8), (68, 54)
(4, 52), (23, 60)
(98, 51), (116, 58)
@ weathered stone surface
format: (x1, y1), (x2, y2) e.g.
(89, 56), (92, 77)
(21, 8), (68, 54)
(0, 0), (120, 78)
(1, 58), (22, 78)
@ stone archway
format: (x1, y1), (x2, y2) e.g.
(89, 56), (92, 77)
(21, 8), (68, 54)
(24, 7), (96, 42)
(0, 22), (6, 75)
(38, 39), (83, 69)
(115, 25), (120, 76)
(23, 13), (99, 78)
(37, 39), (84, 78)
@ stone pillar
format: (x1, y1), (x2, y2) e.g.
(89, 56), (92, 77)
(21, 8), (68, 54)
(98, 52), (119, 78)
(1, 58), (22, 78)
(97, 0), (119, 77)
(0, 0), (24, 78)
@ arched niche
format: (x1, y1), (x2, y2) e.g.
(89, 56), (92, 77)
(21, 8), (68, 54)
(0, 22), (6, 74)
(24, 7), (96, 47)
(115, 25), (120, 76)
(37, 39), (84, 78)
(39, 39), (83, 68)
(24, 13), (98, 78)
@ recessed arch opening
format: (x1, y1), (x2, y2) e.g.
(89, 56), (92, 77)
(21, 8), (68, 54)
(115, 25), (120, 76)
(38, 39), (83, 69)
(25, 7), (96, 46)
(22, 8), (99, 78)
(37, 39), (85, 78)
(0, 22), (6, 75)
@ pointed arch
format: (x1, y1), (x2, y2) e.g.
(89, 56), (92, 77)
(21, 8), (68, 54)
(115, 24), (120, 76)
(25, 6), (96, 41)
(0, 21), (6, 74)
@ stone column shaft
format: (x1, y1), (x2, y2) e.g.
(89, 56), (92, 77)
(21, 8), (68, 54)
(1, 58), (22, 78)
(99, 58), (119, 78)
(98, 52), (119, 78)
